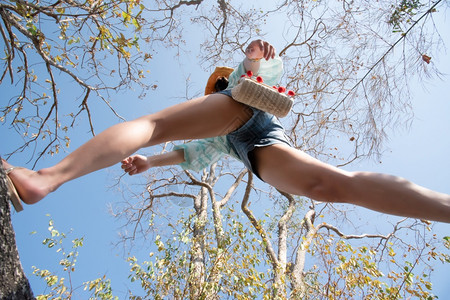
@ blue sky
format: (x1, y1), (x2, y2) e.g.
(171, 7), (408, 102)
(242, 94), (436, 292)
(2, 3), (450, 298)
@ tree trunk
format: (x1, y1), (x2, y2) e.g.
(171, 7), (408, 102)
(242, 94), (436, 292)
(0, 160), (35, 300)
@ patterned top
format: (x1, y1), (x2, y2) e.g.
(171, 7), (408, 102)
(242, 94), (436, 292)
(173, 57), (283, 172)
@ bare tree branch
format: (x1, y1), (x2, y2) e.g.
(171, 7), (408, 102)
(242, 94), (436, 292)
(241, 172), (279, 269)
(320, 223), (393, 240)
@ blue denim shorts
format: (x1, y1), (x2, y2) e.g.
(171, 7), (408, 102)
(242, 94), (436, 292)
(218, 89), (292, 177)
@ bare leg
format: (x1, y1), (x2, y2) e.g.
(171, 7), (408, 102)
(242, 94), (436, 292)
(5, 94), (252, 204)
(253, 144), (450, 223)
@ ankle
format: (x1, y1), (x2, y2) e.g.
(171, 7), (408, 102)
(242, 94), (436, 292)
(36, 168), (62, 193)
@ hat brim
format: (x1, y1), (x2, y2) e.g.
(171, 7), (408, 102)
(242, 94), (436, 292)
(204, 66), (234, 95)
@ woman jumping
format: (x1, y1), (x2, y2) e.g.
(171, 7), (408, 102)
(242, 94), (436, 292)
(3, 39), (450, 223)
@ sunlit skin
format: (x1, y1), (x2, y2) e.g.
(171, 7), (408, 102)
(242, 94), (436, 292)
(3, 39), (450, 223)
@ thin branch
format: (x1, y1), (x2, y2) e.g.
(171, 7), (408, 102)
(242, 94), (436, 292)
(325, 0), (444, 119)
(319, 223), (393, 240)
(0, 18), (13, 83)
(218, 170), (247, 207)
(241, 172), (279, 269)
(0, 7), (96, 91)
(33, 62), (60, 166)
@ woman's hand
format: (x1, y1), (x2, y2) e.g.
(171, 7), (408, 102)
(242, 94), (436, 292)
(245, 39), (276, 61)
(121, 154), (151, 175)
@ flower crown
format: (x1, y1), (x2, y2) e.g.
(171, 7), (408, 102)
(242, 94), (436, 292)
(241, 71), (295, 96)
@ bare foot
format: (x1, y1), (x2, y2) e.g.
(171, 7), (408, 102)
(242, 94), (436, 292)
(2, 159), (53, 205)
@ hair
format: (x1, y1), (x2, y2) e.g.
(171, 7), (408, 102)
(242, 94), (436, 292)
(214, 76), (229, 92)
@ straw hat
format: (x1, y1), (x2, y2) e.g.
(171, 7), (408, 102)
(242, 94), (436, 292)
(204, 66), (234, 95)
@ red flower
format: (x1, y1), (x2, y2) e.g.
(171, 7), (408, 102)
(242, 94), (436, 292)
(256, 76), (263, 83)
(273, 86), (277, 89)
(287, 90), (295, 96)
(246, 70), (253, 77)
(278, 86), (286, 93)
(241, 74), (246, 78)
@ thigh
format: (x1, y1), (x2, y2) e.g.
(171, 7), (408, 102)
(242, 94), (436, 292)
(253, 143), (352, 201)
(149, 94), (253, 145)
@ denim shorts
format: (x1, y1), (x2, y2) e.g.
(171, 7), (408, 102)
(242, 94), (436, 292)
(218, 89), (292, 177)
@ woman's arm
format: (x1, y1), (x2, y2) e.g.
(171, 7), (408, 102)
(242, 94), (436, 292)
(121, 150), (185, 175)
(122, 136), (232, 175)
(228, 40), (282, 89)
(173, 137), (231, 172)
(243, 39), (276, 74)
